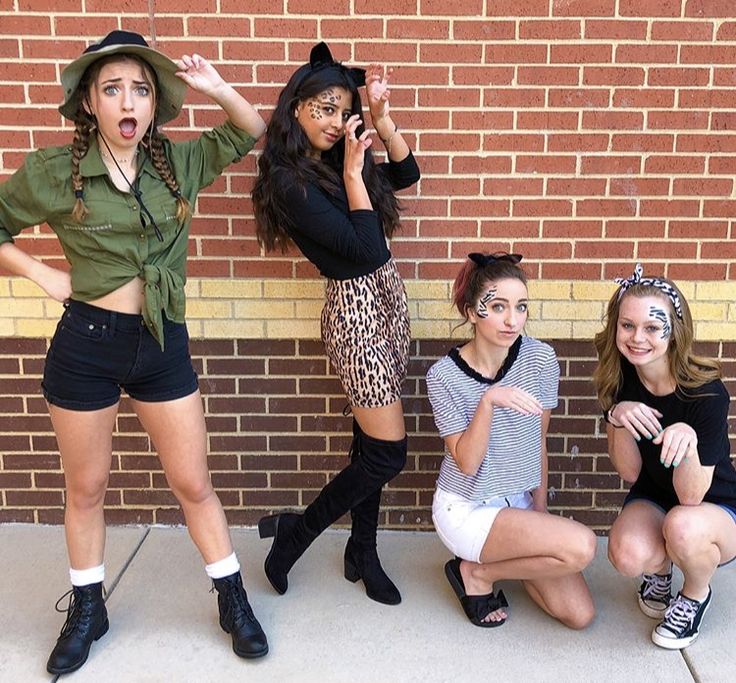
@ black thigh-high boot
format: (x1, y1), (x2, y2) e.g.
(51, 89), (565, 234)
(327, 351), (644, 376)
(344, 421), (403, 604)
(258, 430), (407, 596)
(46, 582), (109, 675)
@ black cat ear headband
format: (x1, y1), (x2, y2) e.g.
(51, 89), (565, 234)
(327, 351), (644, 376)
(614, 263), (683, 319)
(468, 252), (523, 267)
(301, 41), (366, 88)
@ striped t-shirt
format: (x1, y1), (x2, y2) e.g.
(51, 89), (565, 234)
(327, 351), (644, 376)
(426, 336), (559, 501)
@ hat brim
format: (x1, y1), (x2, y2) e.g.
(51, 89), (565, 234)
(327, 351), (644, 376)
(59, 43), (187, 125)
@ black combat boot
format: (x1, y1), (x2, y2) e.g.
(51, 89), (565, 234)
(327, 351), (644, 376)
(212, 572), (268, 659)
(46, 582), (109, 674)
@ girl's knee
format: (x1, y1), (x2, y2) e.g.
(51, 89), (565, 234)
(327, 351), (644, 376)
(580, 528), (597, 567)
(564, 526), (597, 572)
(66, 476), (109, 510)
(171, 477), (215, 507)
(560, 602), (596, 630)
(662, 506), (710, 557)
(608, 538), (647, 577)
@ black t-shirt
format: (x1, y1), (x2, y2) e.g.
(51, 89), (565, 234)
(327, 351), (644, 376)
(617, 360), (736, 509)
(281, 151), (420, 280)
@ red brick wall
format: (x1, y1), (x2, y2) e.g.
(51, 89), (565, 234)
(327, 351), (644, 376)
(2, 3), (736, 532)
(1, 337), (734, 532)
(1, 2), (736, 280)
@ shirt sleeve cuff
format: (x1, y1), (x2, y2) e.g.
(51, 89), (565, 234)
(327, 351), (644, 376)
(0, 229), (15, 247)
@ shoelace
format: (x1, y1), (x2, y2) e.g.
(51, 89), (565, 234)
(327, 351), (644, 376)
(213, 581), (256, 626)
(661, 594), (699, 634)
(54, 589), (93, 637)
(642, 573), (672, 602)
(54, 585), (106, 638)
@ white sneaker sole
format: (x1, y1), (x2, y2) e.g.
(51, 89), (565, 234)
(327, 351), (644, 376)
(651, 599), (710, 650)
(638, 595), (668, 619)
(651, 628), (699, 649)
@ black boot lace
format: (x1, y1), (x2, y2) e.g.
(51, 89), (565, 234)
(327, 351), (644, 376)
(213, 580), (257, 627)
(54, 586), (103, 638)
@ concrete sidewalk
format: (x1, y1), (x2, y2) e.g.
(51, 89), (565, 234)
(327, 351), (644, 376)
(0, 524), (732, 682)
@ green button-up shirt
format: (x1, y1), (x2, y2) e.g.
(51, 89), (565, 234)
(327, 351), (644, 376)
(0, 120), (255, 348)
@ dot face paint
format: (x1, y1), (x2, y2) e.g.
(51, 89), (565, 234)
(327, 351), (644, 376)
(475, 286), (497, 319)
(649, 305), (671, 339)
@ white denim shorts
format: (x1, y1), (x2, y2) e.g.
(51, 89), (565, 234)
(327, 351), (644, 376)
(432, 487), (534, 563)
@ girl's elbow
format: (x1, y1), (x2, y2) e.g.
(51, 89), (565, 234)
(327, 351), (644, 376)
(457, 461), (479, 477)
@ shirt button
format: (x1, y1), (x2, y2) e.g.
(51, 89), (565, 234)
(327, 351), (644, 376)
(139, 234), (145, 239)
(88, 324), (94, 330)
(132, 205), (138, 210)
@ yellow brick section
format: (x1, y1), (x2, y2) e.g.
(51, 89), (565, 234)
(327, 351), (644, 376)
(0, 277), (733, 340)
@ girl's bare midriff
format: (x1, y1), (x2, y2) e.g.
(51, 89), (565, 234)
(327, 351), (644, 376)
(88, 276), (145, 314)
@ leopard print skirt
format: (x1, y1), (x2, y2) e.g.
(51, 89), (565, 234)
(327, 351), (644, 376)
(321, 259), (410, 408)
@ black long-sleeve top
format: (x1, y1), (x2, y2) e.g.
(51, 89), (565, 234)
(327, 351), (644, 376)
(281, 151), (420, 280)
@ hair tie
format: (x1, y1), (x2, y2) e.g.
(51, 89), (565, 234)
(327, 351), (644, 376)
(614, 263), (683, 319)
(305, 42), (366, 88)
(172, 189), (182, 199)
(468, 252), (523, 267)
(74, 190), (84, 199)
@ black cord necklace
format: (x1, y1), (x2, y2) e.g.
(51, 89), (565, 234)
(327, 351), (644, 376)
(98, 133), (164, 242)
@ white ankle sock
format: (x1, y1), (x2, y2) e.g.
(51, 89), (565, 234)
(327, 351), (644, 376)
(205, 552), (240, 579)
(69, 564), (105, 586)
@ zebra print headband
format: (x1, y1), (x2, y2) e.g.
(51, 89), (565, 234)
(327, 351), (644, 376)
(614, 263), (683, 320)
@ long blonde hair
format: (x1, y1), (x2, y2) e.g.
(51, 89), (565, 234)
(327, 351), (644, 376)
(69, 54), (190, 225)
(593, 280), (721, 410)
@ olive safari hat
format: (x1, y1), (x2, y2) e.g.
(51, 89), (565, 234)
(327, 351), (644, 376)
(59, 29), (186, 124)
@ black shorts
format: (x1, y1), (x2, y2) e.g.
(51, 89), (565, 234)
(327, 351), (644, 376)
(42, 300), (199, 411)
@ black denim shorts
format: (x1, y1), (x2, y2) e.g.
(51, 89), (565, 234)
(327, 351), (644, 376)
(42, 300), (199, 411)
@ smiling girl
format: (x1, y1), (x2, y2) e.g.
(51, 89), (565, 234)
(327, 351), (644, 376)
(427, 253), (595, 629)
(594, 264), (736, 649)
(0, 30), (268, 672)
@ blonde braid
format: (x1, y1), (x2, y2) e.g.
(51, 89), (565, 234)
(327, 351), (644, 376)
(148, 129), (191, 224)
(70, 120), (93, 223)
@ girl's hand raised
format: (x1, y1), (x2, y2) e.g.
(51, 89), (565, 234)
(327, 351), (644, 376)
(608, 401), (663, 441)
(175, 54), (226, 98)
(342, 114), (372, 177)
(365, 64), (392, 123)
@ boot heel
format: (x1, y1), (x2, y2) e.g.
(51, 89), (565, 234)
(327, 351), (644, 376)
(344, 554), (360, 583)
(258, 515), (278, 539)
(94, 618), (109, 641)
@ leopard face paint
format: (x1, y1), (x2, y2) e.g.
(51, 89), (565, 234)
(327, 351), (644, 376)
(649, 305), (671, 339)
(475, 286), (497, 319)
(306, 89), (343, 120)
(307, 101), (322, 120)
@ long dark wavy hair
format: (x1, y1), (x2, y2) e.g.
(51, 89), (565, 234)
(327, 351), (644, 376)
(252, 63), (401, 253)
